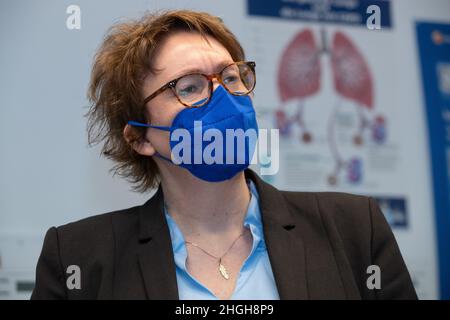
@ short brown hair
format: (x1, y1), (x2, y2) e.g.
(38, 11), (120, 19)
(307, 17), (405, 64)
(86, 10), (246, 192)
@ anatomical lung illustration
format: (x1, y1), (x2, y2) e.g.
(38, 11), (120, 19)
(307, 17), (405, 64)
(275, 28), (387, 186)
(331, 31), (373, 110)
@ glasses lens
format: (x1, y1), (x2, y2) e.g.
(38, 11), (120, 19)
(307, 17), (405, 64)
(222, 63), (255, 95)
(175, 74), (210, 106)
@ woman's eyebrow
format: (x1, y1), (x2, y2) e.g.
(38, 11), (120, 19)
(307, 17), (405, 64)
(169, 60), (234, 79)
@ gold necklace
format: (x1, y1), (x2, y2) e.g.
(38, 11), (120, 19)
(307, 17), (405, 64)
(174, 183), (252, 280)
(185, 230), (247, 280)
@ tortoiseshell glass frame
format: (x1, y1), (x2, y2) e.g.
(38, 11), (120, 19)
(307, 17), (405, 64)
(142, 61), (256, 107)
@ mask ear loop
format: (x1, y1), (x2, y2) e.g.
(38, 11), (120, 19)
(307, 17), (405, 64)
(126, 120), (173, 162)
(127, 120), (171, 132)
(153, 151), (173, 163)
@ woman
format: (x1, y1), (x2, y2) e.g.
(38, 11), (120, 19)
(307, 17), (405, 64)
(31, 10), (417, 300)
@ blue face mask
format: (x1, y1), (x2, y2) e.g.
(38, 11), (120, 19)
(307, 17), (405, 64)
(128, 85), (259, 182)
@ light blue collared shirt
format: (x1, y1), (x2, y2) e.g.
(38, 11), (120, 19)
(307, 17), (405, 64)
(164, 179), (280, 300)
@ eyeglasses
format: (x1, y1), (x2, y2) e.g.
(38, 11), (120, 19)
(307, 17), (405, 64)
(143, 61), (256, 107)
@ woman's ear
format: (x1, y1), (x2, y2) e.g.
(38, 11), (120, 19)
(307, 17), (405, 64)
(123, 124), (156, 156)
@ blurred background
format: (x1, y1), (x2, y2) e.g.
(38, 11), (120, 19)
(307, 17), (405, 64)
(1, 0), (449, 299)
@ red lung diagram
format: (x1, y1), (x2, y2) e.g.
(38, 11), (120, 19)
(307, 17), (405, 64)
(277, 29), (373, 107)
(278, 29), (321, 102)
(331, 31), (373, 109)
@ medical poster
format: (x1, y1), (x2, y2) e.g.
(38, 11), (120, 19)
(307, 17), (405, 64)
(245, 0), (439, 298)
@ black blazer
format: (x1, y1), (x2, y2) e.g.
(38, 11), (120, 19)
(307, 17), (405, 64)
(31, 169), (417, 300)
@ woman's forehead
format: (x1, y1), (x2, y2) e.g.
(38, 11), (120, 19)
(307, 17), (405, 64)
(152, 31), (233, 78)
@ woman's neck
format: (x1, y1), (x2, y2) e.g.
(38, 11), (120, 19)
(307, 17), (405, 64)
(158, 163), (251, 241)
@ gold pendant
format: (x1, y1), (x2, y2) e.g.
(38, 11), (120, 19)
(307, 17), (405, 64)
(219, 263), (230, 280)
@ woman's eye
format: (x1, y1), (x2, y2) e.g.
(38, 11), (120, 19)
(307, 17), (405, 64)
(178, 85), (198, 97)
(223, 75), (239, 85)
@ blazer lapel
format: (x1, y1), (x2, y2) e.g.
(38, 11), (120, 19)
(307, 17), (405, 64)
(137, 185), (179, 300)
(245, 169), (308, 299)
(136, 169), (308, 300)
